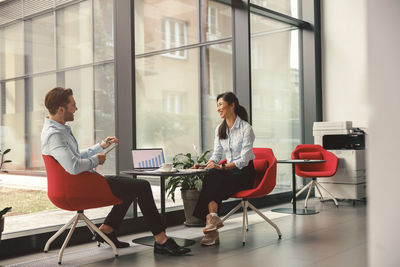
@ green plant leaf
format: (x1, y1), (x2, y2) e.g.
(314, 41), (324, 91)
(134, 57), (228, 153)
(3, 149), (11, 155)
(194, 179), (203, 191)
(3, 160), (12, 163)
(197, 150), (211, 163)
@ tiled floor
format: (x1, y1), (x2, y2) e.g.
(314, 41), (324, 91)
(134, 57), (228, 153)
(0, 198), (367, 267)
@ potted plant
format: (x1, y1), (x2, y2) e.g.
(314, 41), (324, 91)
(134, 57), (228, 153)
(0, 148), (12, 244)
(166, 150), (210, 227)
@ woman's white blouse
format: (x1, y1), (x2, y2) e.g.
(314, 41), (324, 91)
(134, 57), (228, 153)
(209, 116), (255, 170)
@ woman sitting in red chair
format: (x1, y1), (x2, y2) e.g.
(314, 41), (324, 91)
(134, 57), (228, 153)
(191, 92), (256, 246)
(41, 87), (190, 256)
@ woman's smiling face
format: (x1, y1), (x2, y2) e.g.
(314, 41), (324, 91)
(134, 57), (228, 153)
(217, 97), (235, 119)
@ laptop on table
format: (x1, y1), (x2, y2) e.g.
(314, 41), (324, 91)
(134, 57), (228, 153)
(131, 148), (165, 171)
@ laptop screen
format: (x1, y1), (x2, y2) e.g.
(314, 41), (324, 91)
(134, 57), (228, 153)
(131, 148), (165, 169)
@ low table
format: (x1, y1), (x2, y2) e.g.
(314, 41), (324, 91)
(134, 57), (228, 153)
(271, 159), (326, 215)
(121, 169), (206, 247)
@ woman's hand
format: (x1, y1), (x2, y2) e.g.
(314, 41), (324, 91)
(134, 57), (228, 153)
(191, 163), (207, 169)
(191, 163), (200, 169)
(101, 137), (119, 149)
(205, 161), (222, 170)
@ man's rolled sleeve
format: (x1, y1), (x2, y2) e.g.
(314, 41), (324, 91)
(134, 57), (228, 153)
(80, 143), (103, 158)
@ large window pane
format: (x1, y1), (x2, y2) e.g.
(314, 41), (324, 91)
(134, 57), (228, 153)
(251, 0), (299, 19)
(0, 23), (24, 79)
(202, 42), (233, 151)
(136, 48), (200, 160)
(64, 67), (95, 149)
(29, 13), (56, 74)
(0, 0), (116, 236)
(94, 63), (115, 174)
(135, 0), (199, 55)
(57, 0), (93, 68)
(0, 80), (25, 170)
(251, 14), (301, 190)
(27, 74), (57, 170)
(94, 0), (114, 62)
(203, 0), (232, 41)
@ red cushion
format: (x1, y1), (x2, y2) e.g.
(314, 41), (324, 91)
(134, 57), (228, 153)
(299, 151), (323, 160)
(253, 159), (268, 174)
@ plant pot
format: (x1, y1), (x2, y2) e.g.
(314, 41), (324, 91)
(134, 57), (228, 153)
(181, 189), (205, 227)
(0, 216), (4, 244)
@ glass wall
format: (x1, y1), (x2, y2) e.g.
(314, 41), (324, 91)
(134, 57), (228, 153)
(0, 0), (116, 234)
(0, 0), (312, 240)
(250, 10), (301, 190)
(135, 0), (233, 160)
(134, 0), (303, 206)
(134, 0), (233, 209)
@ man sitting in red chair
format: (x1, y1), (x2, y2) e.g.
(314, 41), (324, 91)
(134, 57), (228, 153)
(41, 87), (190, 256)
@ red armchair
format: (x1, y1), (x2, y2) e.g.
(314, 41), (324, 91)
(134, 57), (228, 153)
(291, 144), (339, 208)
(221, 148), (282, 245)
(42, 155), (122, 264)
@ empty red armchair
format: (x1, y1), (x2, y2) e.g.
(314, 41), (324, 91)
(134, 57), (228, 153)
(221, 148), (282, 245)
(291, 144), (339, 208)
(42, 155), (122, 264)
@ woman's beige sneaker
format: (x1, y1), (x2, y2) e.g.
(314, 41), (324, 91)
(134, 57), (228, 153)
(200, 230), (220, 246)
(203, 214), (224, 234)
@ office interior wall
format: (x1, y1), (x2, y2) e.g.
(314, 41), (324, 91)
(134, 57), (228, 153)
(321, 0), (368, 128)
(367, 1), (400, 266)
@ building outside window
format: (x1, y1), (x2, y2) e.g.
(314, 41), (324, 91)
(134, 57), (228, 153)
(207, 6), (218, 37)
(162, 18), (187, 59)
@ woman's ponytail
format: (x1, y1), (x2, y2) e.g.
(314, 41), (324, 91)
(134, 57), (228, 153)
(235, 104), (248, 123)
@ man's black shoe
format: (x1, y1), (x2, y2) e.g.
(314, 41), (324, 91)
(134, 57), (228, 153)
(93, 231), (130, 248)
(154, 238), (191, 256)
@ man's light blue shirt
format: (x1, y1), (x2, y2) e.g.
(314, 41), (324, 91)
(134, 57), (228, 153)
(41, 117), (103, 175)
(209, 116), (255, 170)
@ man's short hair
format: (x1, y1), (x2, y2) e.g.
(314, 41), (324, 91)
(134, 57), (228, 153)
(45, 87), (73, 115)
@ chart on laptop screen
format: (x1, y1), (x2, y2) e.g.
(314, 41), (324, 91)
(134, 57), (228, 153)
(132, 149), (165, 168)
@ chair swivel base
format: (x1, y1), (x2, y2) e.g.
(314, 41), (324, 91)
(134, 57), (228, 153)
(222, 199), (282, 245)
(43, 210), (119, 264)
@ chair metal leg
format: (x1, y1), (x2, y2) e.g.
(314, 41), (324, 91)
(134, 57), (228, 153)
(304, 182), (313, 208)
(242, 201), (248, 245)
(247, 202), (282, 239)
(222, 202), (242, 223)
(314, 181), (324, 201)
(83, 220), (100, 247)
(44, 211), (119, 265)
(245, 207), (249, 232)
(44, 213), (79, 252)
(315, 182), (339, 207)
(58, 216), (79, 264)
(291, 181), (313, 203)
(82, 214), (119, 256)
